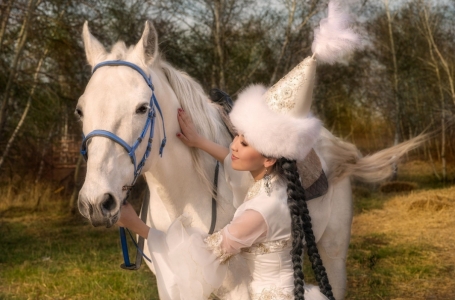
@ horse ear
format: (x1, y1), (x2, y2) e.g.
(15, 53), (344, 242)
(134, 20), (159, 65)
(82, 21), (107, 67)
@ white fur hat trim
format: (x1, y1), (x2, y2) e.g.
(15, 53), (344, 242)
(230, 85), (321, 161)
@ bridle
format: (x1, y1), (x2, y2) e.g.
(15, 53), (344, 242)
(80, 60), (167, 198)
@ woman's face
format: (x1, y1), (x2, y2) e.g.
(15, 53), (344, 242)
(230, 134), (269, 172)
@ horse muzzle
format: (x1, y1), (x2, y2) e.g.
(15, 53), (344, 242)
(78, 192), (119, 228)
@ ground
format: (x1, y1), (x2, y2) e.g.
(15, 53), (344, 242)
(346, 186), (455, 299)
(0, 160), (454, 299)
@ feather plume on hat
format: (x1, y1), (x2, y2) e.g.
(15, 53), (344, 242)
(229, 0), (361, 161)
(312, 0), (361, 64)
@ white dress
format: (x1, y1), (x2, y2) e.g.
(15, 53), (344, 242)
(147, 154), (328, 300)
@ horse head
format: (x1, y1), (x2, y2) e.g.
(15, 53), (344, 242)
(76, 21), (173, 227)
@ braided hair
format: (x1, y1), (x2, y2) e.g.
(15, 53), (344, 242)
(275, 158), (335, 300)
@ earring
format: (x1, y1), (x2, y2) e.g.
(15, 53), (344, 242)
(263, 168), (272, 196)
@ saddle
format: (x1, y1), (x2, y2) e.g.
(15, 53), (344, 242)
(210, 89), (328, 200)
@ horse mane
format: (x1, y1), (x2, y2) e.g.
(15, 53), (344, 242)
(158, 59), (232, 197)
(105, 42), (231, 196)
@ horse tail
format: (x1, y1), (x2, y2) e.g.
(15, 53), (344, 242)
(318, 128), (428, 184)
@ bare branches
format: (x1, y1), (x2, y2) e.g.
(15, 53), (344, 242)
(0, 0), (39, 140)
(269, 0), (323, 85)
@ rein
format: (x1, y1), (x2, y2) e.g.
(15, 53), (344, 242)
(80, 60), (219, 270)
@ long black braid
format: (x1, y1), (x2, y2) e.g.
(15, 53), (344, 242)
(276, 158), (335, 300)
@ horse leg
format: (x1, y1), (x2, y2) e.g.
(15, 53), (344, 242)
(316, 177), (352, 300)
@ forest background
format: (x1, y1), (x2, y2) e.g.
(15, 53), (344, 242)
(0, 0), (455, 299)
(1, 0), (454, 187)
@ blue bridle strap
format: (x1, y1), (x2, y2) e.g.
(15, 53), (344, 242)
(80, 60), (167, 189)
(91, 60), (167, 157)
(81, 129), (139, 169)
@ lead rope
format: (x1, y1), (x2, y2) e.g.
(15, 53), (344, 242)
(120, 186), (151, 270)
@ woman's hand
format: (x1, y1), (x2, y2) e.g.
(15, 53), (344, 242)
(117, 202), (138, 227)
(117, 202), (150, 239)
(176, 108), (229, 162)
(177, 108), (203, 148)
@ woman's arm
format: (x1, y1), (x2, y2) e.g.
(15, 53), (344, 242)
(206, 209), (268, 261)
(117, 203), (150, 239)
(118, 201), (267, 263)
(177, 108), (229, 163)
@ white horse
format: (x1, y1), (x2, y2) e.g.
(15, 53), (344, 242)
(77, 21), (424, 300)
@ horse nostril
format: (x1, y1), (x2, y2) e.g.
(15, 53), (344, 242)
(100, 193), (116, 216)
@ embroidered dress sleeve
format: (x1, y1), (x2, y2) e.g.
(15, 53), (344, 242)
(146, 210), (267, 300)
(205, 209), (268, 262)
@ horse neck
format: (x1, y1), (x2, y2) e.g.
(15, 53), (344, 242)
(146, 145), (214, 217)
(143, 62), (231, 227)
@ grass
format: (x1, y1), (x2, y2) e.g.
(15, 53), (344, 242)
(1, 160), (454, 299)
(0, 207), (157, 299)
(346, 235), (439, 299)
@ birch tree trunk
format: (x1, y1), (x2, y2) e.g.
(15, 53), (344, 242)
(213, 0), (226, 90)
(424, 37), (446, 181)
(0, 0), (39, 139)
(384, 0), (401, 180)
(421, 8), (455, 107)
(0, 48), (48, 170)
(0, 0), (14, 52)
(420, 4), (452, 182)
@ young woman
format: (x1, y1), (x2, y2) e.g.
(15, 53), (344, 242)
(118, 78), (336, 300)
(118, 2), (362, 297)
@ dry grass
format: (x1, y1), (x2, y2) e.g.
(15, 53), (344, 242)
(398, 160), (455, 188)
(350, 187), (455, 299)
(0, 176), (68, 213)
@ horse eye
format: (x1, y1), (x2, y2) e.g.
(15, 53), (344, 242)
(136, 105), (148, 114)
(75, 108), (83, 118)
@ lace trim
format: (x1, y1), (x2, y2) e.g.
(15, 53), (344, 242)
(242, 238), (291, 255)
(250, 286), (293, 300)
(204, 231), (233, 264)
(246, 179), (263, 200)
(246, 176), (276, 200)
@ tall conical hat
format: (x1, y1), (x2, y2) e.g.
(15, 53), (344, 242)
(264, 56), (317, 118)
(229, 1), (360, 161)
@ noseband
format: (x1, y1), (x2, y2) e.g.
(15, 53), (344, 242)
(80, 60), (167, 198)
